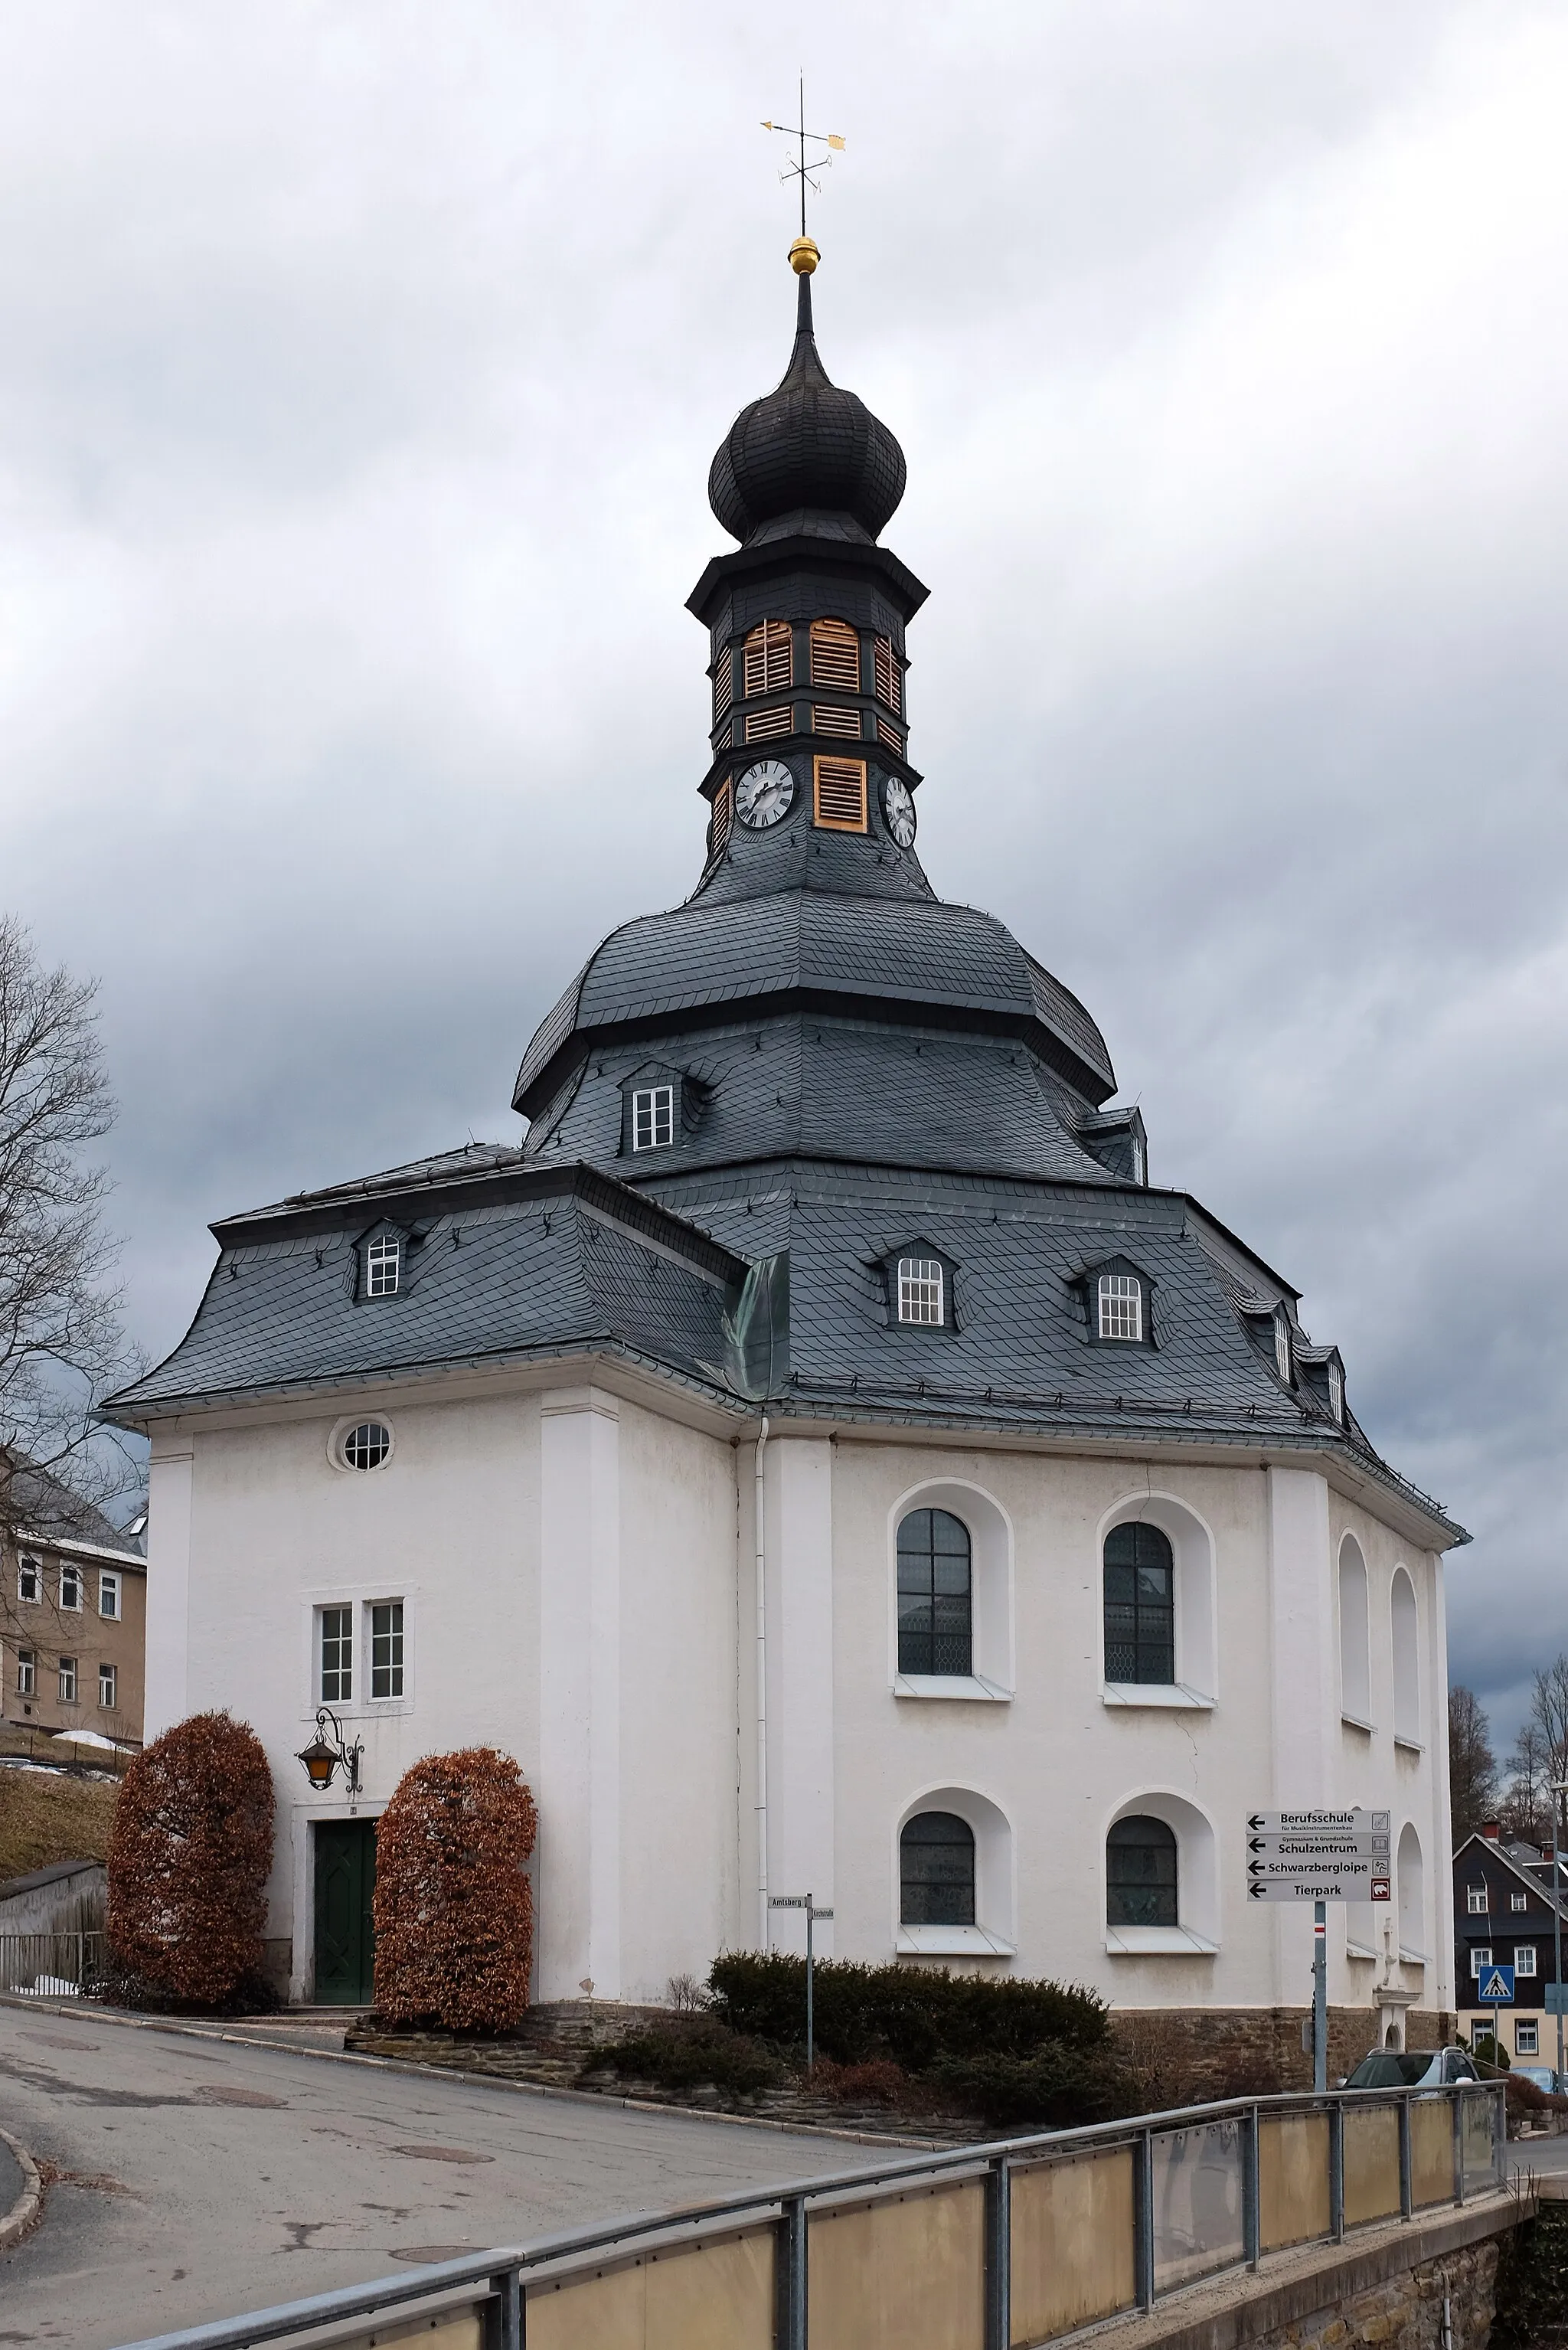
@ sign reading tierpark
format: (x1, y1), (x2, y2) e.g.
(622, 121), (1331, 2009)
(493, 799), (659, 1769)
(1244, 1809), (1393, 1902)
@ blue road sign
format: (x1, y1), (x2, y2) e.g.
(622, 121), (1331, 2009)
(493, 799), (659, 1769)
(1476, 1965), (1515, 2004)
(1544, 1982), (1568, 2015)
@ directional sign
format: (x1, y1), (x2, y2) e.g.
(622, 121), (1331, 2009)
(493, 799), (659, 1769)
(1476, 1966), (1515, 2005)
(1545, 1983), (1568, 2016)
(1244, 1808), (1392, 1901)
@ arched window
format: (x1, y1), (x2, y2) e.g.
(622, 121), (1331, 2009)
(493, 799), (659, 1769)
(742, 619), (792, 697)
(897, 1510), (972, 1676)
(1103, 1523), (1175, 1685)
(1397, 1822), (1426, 1959)
(1107, 1816), (1178, 1928)
(1338, 1536), (1371, 1725)
(1391, 1570), (1419, 1744)
(808, 617), (861, 691)
(900, 1811), (975, 1925)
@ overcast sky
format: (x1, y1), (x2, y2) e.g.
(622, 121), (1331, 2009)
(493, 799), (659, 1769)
(1, 3), (1563, 1753)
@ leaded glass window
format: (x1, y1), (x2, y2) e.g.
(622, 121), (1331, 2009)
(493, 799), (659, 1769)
(1103, 1521), (1175, 1684)
(900, 1811), (975, 1926)
(1107, 1814), (1178, 1928)
(897, 1508), (972, 1676)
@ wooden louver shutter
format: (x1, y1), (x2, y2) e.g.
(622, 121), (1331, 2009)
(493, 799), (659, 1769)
(709, 776), (733, 859)
(712, 646), (733, 723)
(743, 620), (792, 697)
(874, 636), (900, 714)
(812, 705), (864, 739)
(810, 618), (861, 691)
(813, 756), (867, 832)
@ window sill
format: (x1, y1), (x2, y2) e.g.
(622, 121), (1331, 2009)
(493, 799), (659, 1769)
(1346, 1942), (1379, 1961)
(1393, 1734), (1425, 1755)
(1102, 1684), (1214, 1711)
(897, 1924), (1016, 1958)
(893, 1675), (1011, 1704)
(1341, 1713), (1376, 1735)
(1400, 1948), (1428, 1966)
(1105, 1925), (1219, 1956)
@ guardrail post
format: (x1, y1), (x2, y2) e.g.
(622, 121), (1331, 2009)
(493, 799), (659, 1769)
(1243, 2105), (1260, 2269)
(1398, 2093), (1413, 2221)
(1452, 2089), (1465, 2207)
(485, 2263), (521, 2350)
(985, 2155), (1011, 2350)
(777, 2193), (808, 2350)
(1329, 2100), (1345, 2243)
(1135, 2129), (1156, 2312)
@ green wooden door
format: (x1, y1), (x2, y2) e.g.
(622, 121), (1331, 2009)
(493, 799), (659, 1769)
(313, 1819), (377, 2005)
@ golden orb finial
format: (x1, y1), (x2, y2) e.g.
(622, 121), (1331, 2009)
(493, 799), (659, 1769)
(789, 235), (819, 276)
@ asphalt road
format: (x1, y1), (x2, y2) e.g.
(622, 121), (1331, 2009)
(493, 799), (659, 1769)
(0, 2004), (872, 2349)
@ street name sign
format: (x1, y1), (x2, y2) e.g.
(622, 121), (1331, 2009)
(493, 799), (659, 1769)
(1244, 1809), (1392, 1901)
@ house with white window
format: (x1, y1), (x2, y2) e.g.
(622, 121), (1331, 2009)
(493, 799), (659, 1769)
(1, 1453), (149, 1748)
(108, 242), (1464, 2046)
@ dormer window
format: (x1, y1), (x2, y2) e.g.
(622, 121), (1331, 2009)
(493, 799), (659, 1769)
(809, 618), (861, 691)
(366, 1237), (400, 1296)
(1328, 1358), (1344, 1423)
(742, 619), (792, 697)
(898, 1257), (944, 1326)
(1274, 1317), (1292, 1383)
(632, 1084), (675, 1151)
(1098, 1273), (1142, 1342)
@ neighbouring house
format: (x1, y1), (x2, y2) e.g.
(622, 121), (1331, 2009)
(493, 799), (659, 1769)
(1, 1454), (149, 1749)
(105, 243), (1464, 2045)
(1454, 1821), (1568, 2064)
(0, 1859), (107, 1937)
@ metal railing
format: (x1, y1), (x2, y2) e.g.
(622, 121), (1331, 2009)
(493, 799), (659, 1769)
(113, 2080), (1508, 2350)
(0, 1930), (106, 1996)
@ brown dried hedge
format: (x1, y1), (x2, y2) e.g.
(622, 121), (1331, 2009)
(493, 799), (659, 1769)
(373, 1747), (537, 2033)
(106, 1711), (275, 2006)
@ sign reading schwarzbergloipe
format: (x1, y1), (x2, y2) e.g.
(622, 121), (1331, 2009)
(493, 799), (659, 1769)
(1244, 1809), (1392, 1902)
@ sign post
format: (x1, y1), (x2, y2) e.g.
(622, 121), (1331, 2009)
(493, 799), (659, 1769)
(1475, 1963), (1514, 2069)
(1246, 1811), (1392, 2094)
(769, 1893), (834, 2068)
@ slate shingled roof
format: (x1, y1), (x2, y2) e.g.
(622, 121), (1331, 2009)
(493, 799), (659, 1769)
(106, 266), (1468, 1554)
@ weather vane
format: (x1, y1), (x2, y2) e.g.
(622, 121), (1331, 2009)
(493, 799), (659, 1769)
(763, 77), (845, 243)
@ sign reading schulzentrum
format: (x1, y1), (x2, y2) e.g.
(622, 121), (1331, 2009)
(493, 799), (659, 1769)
(1245, 1809), (1393, 1902)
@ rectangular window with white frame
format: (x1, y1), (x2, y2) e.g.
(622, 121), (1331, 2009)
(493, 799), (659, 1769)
(17, 1556), (39, 1603)
(320, 1606), (353, 1703)
(371, 1601), (404, 1700)
(1517, 2022), (1540, 2054)
(99, 1662), (117, 1709)
(1511, 1891), (1528, 1912)
(58, 1656), (77, 1702)
(98, 1571), (120, 1620)
(632, 1084), (675, 1151)
(365, 1237), (400, 1296)
(1467, 1884), (1488, 1914)
(1515, 1945), (1538, 1976)
(897, 1257), (944, 1326)
(59, 1563), (83, 1612)
(16, 1649), (34, 1697)
(1098, 1273), (1142, 1342)
(1470, 1946), (1492, 1976)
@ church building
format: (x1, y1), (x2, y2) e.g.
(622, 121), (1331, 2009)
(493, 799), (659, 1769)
(109, 240), (1464, 2048)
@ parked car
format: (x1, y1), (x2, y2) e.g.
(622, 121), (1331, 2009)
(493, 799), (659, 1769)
(1511, 2064), (1562, 2096)
(1339, 2048), (1480, 2090)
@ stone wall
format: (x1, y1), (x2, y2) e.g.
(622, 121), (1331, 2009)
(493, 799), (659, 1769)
(1254, 2237), (1497, 2350)
(1111, 2008), (1458, 2102)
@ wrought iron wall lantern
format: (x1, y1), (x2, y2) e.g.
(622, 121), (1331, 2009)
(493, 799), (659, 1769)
(295, 1707), (364, 1797)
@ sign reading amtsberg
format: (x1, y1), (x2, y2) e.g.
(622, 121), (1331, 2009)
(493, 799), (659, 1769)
(1244, 1809), (1392, 1902)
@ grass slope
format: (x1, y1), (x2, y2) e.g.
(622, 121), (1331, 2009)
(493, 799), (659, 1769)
(0, 1768), (118, 1883)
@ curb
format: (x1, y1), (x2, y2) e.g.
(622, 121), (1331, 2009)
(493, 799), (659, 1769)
(0, 1992), (946, 2154)
(0, 2124), (42, 2254)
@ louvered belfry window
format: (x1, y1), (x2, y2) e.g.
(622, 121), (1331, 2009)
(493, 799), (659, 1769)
(709, 776), (733, 859)
(712, 645), (733, 722)
(814, 755), (867, 832)
(743, 619), (792, 697)
(812, 705), (863, 739)
(874, 635), (900, 713)
(810, 617), (861, 691)
(877, 717), (905, 756)
(745, 705), (793, 744)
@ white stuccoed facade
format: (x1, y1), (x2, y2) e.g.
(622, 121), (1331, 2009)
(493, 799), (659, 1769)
(140, 1360), (1453, 2023)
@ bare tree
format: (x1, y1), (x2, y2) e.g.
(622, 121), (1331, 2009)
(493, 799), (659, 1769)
(1501, 1721), (1552, 1848)
(1449, 1685), (1498, 1845)
(0, 914), (142, 1543)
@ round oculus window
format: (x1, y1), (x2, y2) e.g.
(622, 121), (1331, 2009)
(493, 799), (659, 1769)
(341, 1420), (392, 1472)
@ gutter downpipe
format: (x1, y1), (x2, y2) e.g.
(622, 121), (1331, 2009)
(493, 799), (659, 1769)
(755, 1414), (770, 1950)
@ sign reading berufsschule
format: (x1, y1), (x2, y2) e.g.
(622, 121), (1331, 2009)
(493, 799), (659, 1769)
(1244, 1809), (1392, 1902)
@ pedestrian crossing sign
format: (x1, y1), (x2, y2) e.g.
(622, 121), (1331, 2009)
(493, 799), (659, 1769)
(1477, 1966), (1514, 2004)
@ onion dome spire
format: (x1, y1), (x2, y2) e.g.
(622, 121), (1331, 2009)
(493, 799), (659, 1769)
(707, 244), (907, 547)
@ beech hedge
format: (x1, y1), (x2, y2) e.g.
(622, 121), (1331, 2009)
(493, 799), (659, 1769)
(373, 1747), (537, 2033)
(106, 1711), (275, 2008)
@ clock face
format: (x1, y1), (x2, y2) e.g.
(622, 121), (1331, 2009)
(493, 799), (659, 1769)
(881, 775), (917, 848)
(735, 759), (795, 829)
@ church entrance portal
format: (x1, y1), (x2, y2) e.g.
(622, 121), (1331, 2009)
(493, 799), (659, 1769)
(313, 1819), (377, 2004)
